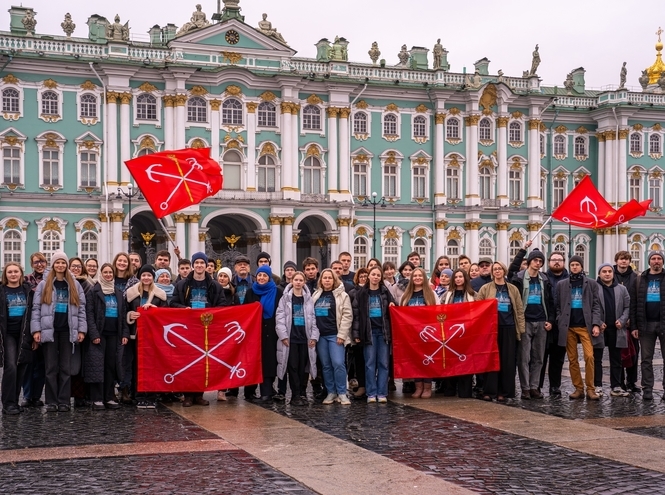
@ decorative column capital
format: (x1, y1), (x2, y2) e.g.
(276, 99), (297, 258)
(280, 102), (293, 113)
(119, 92), (132, 105)
(292, 233), (300, 243)
(198, 232), (207, 242)
(435, 220), (448, 229)
(327, 235), (339, 244)
(174, 213), (187, 223)
(258, 234), (271, 243)
(99, 212), (108, 222)
(464, 221), (482, 230)
(122, 231), (129, 240)
(163, 95), (175, 107)
(526, 222), (542, 232)
(187, 213), (201, 223)
(282, 216), (295, 225)
(106, 91), (119, 104)
(338, 107), (351, 119)
(435, 113), (446, 125)
(336, 217), (352, 227)
(497, 116), (510, 128)
(290, 103), (301, 115)
(496, 221), (511, 231)
(618, 128), (630, 140)
(268, 215), (282, 226)
(465, 114), (480, 126)
(326, 107), (339, 118)
(618, 226), (631, 235)
(605, 130), (616, 141)
(174, 94), (188, 107)
(210, 99), (221, 111)
(528, 119), (542, 130)
(246, 102), (258, 113)
(110, 212), (125, 222)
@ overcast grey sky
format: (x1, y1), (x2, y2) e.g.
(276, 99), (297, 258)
(10, 0), (662, 89)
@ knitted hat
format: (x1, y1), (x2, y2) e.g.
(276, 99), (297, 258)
(441, 269), (454, 278)
(138, 264), (155, 279)
(234, 254), (250, 265)
(191, 252), (208, 265)
(257, 251), (271, 265)
(155, 268), (171, 282)
(597, 263), (613, 275)
(569, 255), (584, 268)
(283, 260), (297, 272)
(50, 250), (69, 267)
(217, 267), (232, 280)
(648, 250), (664, 263)
(256, 265), (273, 278)
(527, 249), (545, 265)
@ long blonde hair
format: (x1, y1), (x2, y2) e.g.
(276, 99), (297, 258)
(40, 262), (80, 307)
(400, 267), (437, 306)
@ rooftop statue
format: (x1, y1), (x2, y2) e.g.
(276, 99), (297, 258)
(22, 9), (37, 35)
(465, 68), (482, 89)
(659, 72), (665, 92)
(258, 13), (287, 45)
(529, 44), (540, 76)
(107, 14), (129, 41)
(61, 12), (75, 38)
(330, 36), (348, 61)
(398, 45), (409, 66)
(564, 72), (574, 93)
(177, 4), (210, 36)
(639, 70), (650, 91)
(368, 42), (381, 65)
(619, 62), (627, 89)
(433, 39), (444, 69)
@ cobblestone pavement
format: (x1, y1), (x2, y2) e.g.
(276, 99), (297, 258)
(621, 426), (665, 441)
(0, 450), (315, 495)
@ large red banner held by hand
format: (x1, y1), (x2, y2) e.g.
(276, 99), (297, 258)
(137, 303), (262, 392)
(389, 299), (499, 379)
(552, 175), (651, 229)
(125, 148), (222, 218)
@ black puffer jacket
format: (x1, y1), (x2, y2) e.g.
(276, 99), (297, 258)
(0, 283), (35, 367)
(629, 269), (665, 333)
(171, 272), (226, 308)
(352, 284), (395, 345)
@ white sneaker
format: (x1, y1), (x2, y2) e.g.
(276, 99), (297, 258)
(377, 396), (388, 403)
(610, 387), (629, 397)
(322, 393), (336, 405)
(595, 387), (604, 397)
(338, 393), (351, 405)
(367, 396), (377, 403)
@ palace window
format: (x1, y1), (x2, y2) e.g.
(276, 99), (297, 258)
(257, 155), (276, 193)
(446, 167), (460, 199)
(42, 149), (60, 186)
(187, 97), (207, 123)
(479, 118), (491, 141)
(540, 173), (547, 203)
(414, 238), (427, 269)
(42, 231), (61, 263)
(222, 150), (242, 190)
(383, 163), (397, 197)
(3, 146), (20, 185)
(509, 239), (521, 260)
(479, 238), (493, 258)
(353, 162), (368, 197)
(479, 166), (492, 199)
(446, 118), (460, 139)
(2, 88), (20, 113)
(509, 121), (522, 142)
(383, 114), (398, 137)
(630, 133), (642, 154)
(629, 172), (642, 201)
(553, 135), (566, 155)
(302, 105), (321, 130)
(552, 176), (566, 208)
(574, 136), (587, 157)
(446, 239), (459, 269)
(354, 112), (368, 134)
(80, 231), (98, 261)
(303, 156), (322, 194)
(353, 236), (368, 270)
(257, 102), (276, 127)
(509, 169), (522, 202)
(631, 243), (642, 272)
(3, 230), (21, 265)
(413, 115), (427, 138)
(649, 175), (662, 209)
(80, 150), (97, 188)
(222, 98), (243, 125)
(41, 91), (59, 116)
(412, 165), (427, 199)
(540, 134), (546, 155)
(80, 94), (97, 119)
(649, 134), (662, 155)
(136, 93), (157, 120)
(383, 238), (400, 266)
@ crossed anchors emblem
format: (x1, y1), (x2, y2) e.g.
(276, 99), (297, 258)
(419, 314), (466, 369)
(146, 156), (213, 211)
(162, 313), (246, 387)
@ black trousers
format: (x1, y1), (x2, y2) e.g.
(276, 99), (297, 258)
(44, 332), (72, 406)
(347, 344), (366, 388)
(22, 345), (45, 401)
(539, 333), (566, 390)
(287, 343), (308, 399)
(89, 334), (119, 403)
(483, 325), (517, 398)
(441, 375), (473, 397)
(1, 333), (28, 409)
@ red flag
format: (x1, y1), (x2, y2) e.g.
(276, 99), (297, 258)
(552, 175), (651, 228)
(389, 299), (499, 379)
(125, 148), (222, 218)
(137, 303), (263, 392)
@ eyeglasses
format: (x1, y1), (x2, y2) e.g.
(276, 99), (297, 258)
(33, 260), (46, 265)
(70, 265), (82, 269)
(550, 259), (564, 263)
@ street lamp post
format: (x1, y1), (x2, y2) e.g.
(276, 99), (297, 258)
(359, 191), (387, 259)
(117, 183), (140, 253)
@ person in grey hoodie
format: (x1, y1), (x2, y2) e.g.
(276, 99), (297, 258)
(31, 251), (87, 412)
(275, 271), (319, 406)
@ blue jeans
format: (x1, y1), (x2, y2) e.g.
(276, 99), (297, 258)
(364, 332), (389, 398)
(317, 335), (347, 394)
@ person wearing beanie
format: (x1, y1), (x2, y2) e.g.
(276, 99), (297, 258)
(155, 268), (174, 303)
(629, 250), (665, 401)
(555, 256), (603, 401)
(280, 261), (298, 290)
(508, 240), (555, 400)
(612, 250), (640, 393)
(31, 250), (87, 412)
(257, 252), (271, 266)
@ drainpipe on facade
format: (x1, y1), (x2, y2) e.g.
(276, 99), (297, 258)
(425, 85), (438, 257)
(0, 54), (14, 75)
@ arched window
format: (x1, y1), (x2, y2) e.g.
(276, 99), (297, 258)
(446, 167), (460, 199)
(302, 156), (321, 194)
(553, 243), (567, 255)
(80, 150), (98, 188)
(136, 93), (157, 120)
(257, 154), (276, 192)
(479, 118), (491, 141)
(222, 98), (243, 125)
(222, 150), (242, 190)
(446, 118), (460, 139)
(509, 121), (522, 142)
(80, 93), (97, 118)
(42, 231), (61, 263)
(574, 136), (587, 157)
(41, 91), (58, 115)
(629, 169), (642, 201)
(649, 134), (662, 155)
(630, 133), (642, 153)
(414, 238), (427, 268)
(383, 114), (398, 136)
(3, 146), (21, 185)
(509, 239), (521, 260)
(552, 175), (566, 208)
(413, 116), (427, 138)
(574, 244), (587, 270)
(1, 88), (19, 113)
(353, 161), (368, 196)
(479, 238), (493, 257)
(383, 238), (399, 265)
(80, 231), (98, 261)
(447, 239), (459, 269)
(354, 112), (368, 134)
(257, 102), (276, 127)
(479, 166), (492, 199)
(3, 230), (21, 265)
(353, 236), (368, 270)
(412, 165), (427, 199)
(383, 162), (397, 197)
(649, 173), (662, 209)
(302, 105), (321, 130)
(553, 135), (566, 155)
(137, 148), (154, 157)
(509, 169), (522, 202)
(630, 242), (642, 272)
(187, 97), (207, 122)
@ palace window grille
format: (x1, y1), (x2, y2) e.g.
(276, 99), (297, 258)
(302, 105), (321, 130)
(257, 102), (276, 127)
(2, 88), (20, 113)
(42, 91), (58, 116)
(136, 93), (157, 120)
(80, 151), (97, 187)
(3, 147), (20, 184)
(222, 98), (243, 125)
(187, 97), (207, 122)
(80, 94), (97, 118)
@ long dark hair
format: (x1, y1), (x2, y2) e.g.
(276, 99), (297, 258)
(451, 268), (474, 296)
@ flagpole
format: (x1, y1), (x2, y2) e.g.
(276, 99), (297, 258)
(157, 217), (178, 250)
(530, 216), (553, 241)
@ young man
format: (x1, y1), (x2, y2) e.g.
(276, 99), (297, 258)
(154, 250), (171, 270)
(257, 251), (281, 284)
(629, 250), (665, 401)
(555, 255), (603, 400)
(470, 257), (493, 291)
(303, 257), (320, 293)
(279, 261), (297, 289)
(177, 258), (191, 282)
(458, 255), (471, 273)
(206, 260), (216, 275)
(614, 250), (640, 393)
(129, 252), (143, 273)
(331, 260), (353, 292)
(231, 255), (254, 304)
(170, 252), (226, 407)
(338, 252), (355, 284)
(407, 251), (422, 268)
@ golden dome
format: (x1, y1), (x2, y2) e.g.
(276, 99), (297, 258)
(647, 27), (665, 85)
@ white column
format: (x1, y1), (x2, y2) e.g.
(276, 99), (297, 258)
(618, 227), (628, 253)
(246, 103), (257, 191)
(497, 116), (509, 206)
(597, 132), (605, 204)
(112, 213), (124, 257)
(496, 223), (509, 267)
(434, 113), (445, 205)
(269, 217), (282, 270)
(106, 93), (118, 184)
(174, 214), (186, 257)
(291, 105), (300, 197)
(338, 217), (350, 255)
(329, 235), (340, 261)
(175, 94), (186, 149)
(210, 101), (220, 161)
(604, 131), (615, 203)
(98, 211), (109, 265)
(188, 214), (200, 258)
(465, 223), (480, 262)
(465, 115), (479, 205)
(595, 230), (604, 268)
(282, 216), (294, 264)
(163, 96), (175, 151)
(618, 129), (628, 205)
(327, 108), (339, 193)
(338, 108), (351, 195)
(119, 93), (131, 184)
(602, 230), (613, 265)
(527, 119), (542, 208)
(434, 220), (447, 257)
(280, 102), (293, 191)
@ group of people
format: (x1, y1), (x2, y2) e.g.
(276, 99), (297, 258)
(1, 241), (663, 415)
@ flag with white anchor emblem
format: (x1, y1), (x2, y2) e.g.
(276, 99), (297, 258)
(389, 299), (499, 379)
(136, 303), (263, 392)
(125, 148), (223, 218)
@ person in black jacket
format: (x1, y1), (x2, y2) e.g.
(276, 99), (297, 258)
(1, 263), (34, 415)
(614, 250), (640, 393)
(85, 263), (129, 410)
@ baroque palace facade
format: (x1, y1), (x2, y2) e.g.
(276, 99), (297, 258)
(2, 1), (665, 272)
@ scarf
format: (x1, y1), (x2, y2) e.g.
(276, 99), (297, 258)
(252, 265), (277, 319)
(156, 282), (174, 297)
(99, 276), (116, 295)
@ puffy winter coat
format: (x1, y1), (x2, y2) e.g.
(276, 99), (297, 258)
(312, 282), (353, 345)
(30, 278), (87, 344)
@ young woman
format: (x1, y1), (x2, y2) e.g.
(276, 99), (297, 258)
(86, 263), (129, 410)
(391, 261), (415, 306)
(400, 267), (439, 399)
(477, 261), (525, 402)
(1, 263), (34, 415)
(312, 268), (353, 405)
(243, 265), (284, 401)
(31, 251), (87, 412)
(216, 267), (239, 401)
(275, 271), (319, 406)
(382, 261), (397, 289)
(469, 263), (480, 280)
(441, 268), (477, 398)
(85, 258), (99, 283)
(112, 252), (138, 293)
(429, 255), (451, 288)
(348, 267), (369, 398)
(366, 258), (382, 271)
(353, 266), (395, 403)
(435, 268), (453, 297)
(126, 265), (168, 408)
(69, 257), (94, 408)
(155, 269), (175, 304)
